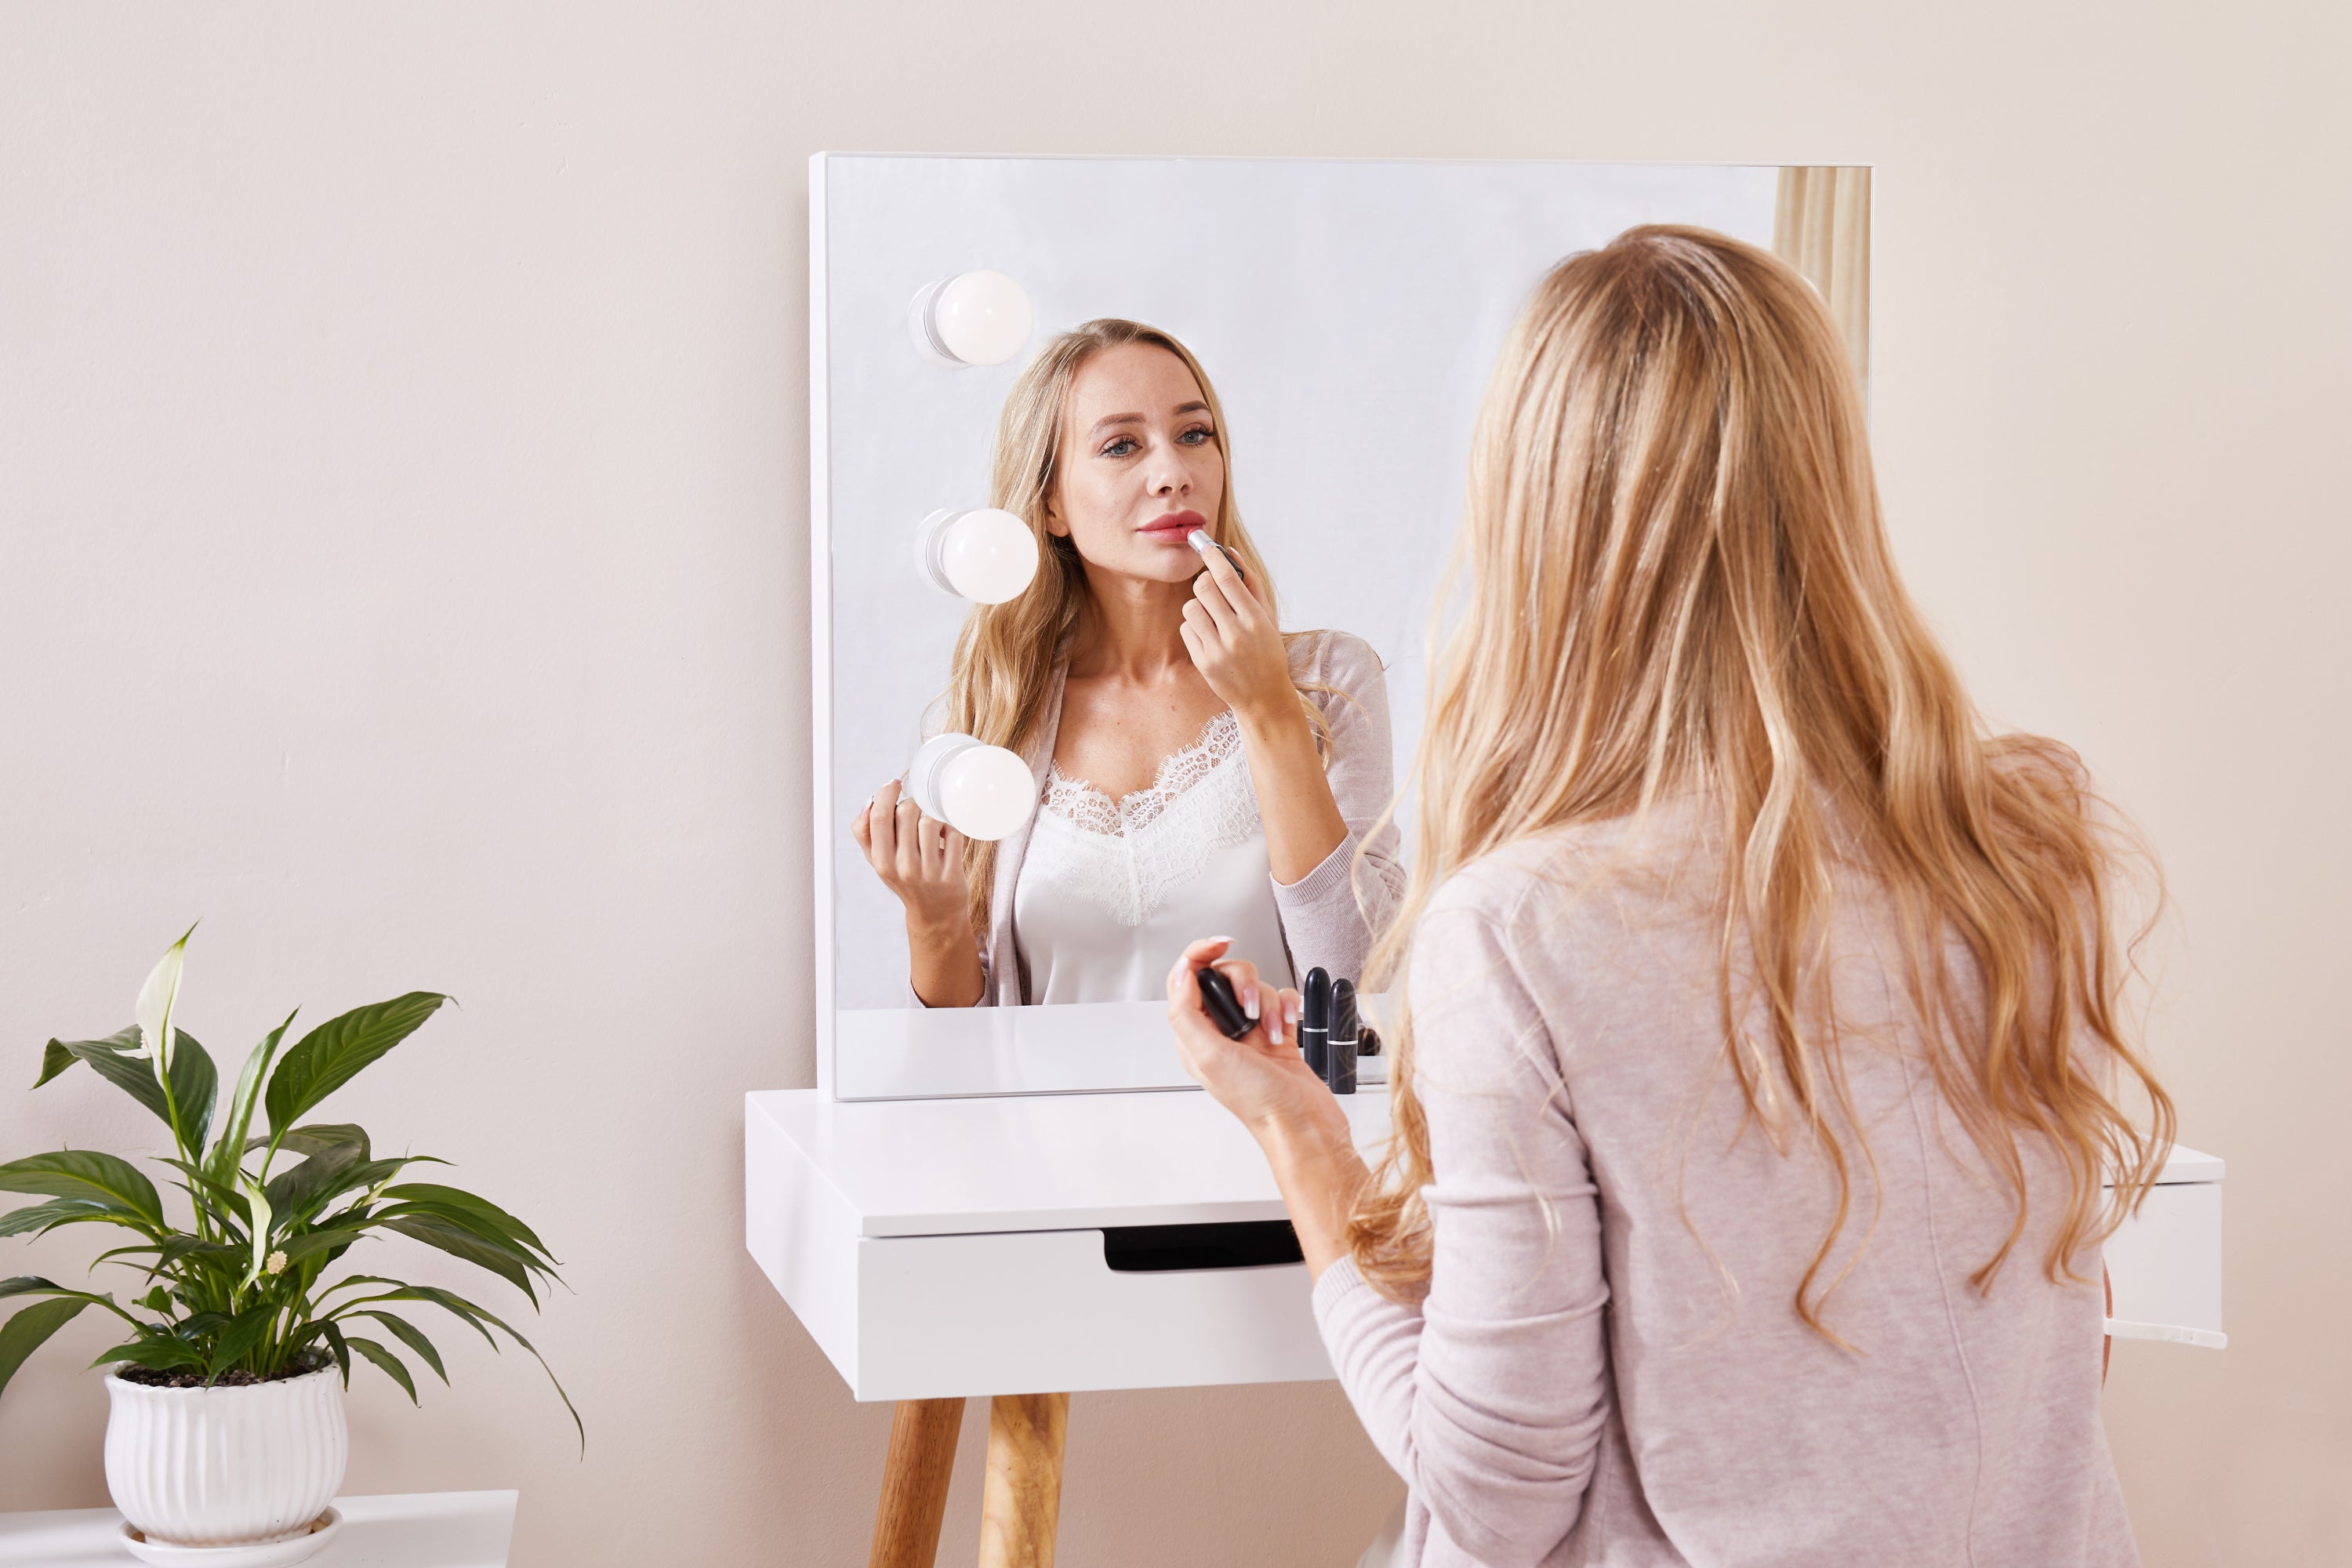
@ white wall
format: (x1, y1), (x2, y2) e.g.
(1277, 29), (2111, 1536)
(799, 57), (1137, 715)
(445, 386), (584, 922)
(1, 4), (2344, 1565)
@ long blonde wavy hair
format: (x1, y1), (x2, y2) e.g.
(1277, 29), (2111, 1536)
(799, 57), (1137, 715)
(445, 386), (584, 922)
(940, 318), (1318, 935)
(1348, 227), (2174, 1337)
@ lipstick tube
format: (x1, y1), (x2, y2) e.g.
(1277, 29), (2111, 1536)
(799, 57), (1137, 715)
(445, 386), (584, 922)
(1300, 967), (1331, 1080)
(1327, 978), (1359, 1095)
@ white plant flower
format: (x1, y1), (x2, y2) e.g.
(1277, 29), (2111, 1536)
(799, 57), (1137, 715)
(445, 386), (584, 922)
(265, 1250), (288, 1276)
(132, 925), (197, 1078)
(238, 1175), (275, 1294)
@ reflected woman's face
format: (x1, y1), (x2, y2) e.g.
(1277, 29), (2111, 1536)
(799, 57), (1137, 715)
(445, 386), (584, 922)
(1047, 343), (1225, 586)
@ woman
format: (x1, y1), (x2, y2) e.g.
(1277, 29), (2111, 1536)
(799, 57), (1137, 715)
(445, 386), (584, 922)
(855, 318), (1402, 1007)
(1170, 228), (2173, 1566)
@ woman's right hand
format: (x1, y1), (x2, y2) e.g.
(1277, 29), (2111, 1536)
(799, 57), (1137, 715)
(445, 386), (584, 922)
(851, 779), (970, 935)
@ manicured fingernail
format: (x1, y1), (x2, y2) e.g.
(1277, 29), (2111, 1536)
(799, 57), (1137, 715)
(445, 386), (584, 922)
(1268, 1009), (1283, 1044)
(1244, 984), (1260, 1021)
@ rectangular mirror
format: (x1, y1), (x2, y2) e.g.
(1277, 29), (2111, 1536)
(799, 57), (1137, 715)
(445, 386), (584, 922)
(812, 154), (1869, 1100)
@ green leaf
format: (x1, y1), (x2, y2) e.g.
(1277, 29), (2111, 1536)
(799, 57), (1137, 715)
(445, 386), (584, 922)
(382, 1184), (557, 1262)
(0, 1200), (128, 1239)
(319, 1322), (352, 1387)
(0, 1151), (165, 1231)
(0, 1297), (93, 1403)
(265, 994), (448, 1133)
(33, 1026), (214, 1149)
(91, 1338), (204, 1374)
(274, 1227), (371, 1265)
(263, 1143), (368, 1225)
(378, 1216), (539, 1305)
(34, 1039), (76, 1089)
(330, 1280), (580, 1450)
(249, 1123), (371, 1160)
(171, 1033), (220, 1158)
(205, 1012), (296, 1189)
(0, 1276), (66, 1301)
(205, 1305), (277, 1381)
(124, 1236), (245, 1279)
(343, 1335), (417, 1403)
(354, 1312), (447, 1385)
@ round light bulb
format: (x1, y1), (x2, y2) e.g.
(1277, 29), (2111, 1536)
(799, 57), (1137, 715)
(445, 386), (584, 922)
(905, 733), (1036, 842)
(918, 507), (1039, 604)
(909, 270), (1033, 367)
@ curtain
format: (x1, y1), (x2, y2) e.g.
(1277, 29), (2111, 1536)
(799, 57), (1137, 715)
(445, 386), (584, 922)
(1773, 166), (1871, 402)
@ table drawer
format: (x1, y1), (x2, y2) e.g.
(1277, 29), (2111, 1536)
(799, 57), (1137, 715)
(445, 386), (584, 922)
(849, 1226), (1333, 1401)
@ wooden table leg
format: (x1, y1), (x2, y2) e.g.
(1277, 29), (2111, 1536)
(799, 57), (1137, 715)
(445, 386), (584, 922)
(870, 1397), (966, 1568)
(977, 1392), (1069, 1568)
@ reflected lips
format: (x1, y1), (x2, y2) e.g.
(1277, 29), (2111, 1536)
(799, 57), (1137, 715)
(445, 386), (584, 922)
(1140, 509), (1207, 541)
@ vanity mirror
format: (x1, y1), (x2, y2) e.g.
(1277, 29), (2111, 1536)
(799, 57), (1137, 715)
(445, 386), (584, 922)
(811, 154), (1869, 1100)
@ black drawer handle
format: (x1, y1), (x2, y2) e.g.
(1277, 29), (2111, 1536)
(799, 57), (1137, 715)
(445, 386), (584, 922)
(1102, 1219), (1304, 1272)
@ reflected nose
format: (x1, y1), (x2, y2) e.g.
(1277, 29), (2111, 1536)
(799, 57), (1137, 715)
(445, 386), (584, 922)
(1146, 447), (1189, 497)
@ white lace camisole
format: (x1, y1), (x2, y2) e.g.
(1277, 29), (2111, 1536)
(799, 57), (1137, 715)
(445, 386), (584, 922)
(1012, 710), (1295, 1004)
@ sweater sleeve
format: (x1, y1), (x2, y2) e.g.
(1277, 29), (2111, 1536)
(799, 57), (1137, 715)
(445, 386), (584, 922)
(1314, 898), (1611, 1567)
(1272, 632), (1406, 984)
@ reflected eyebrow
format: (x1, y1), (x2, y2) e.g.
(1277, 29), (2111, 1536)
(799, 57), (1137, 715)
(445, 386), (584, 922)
(1086, 401), (1214, 438)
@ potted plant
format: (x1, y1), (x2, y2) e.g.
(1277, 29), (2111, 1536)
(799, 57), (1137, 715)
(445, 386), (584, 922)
(0, 928), (578, 1563)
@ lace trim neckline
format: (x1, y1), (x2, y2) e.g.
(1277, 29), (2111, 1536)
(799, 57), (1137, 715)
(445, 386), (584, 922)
(1043, 710), (1242, 837)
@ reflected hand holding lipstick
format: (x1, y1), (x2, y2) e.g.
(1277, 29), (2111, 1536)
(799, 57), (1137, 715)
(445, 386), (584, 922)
(1187, 528), (1247, 583)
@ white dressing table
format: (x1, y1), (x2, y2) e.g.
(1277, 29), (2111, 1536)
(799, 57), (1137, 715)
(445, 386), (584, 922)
(745, 1062), (2223, 1567)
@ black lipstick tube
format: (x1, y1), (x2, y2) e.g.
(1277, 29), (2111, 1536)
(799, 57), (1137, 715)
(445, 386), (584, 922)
(1327, 978), (1359, 1095)
(1300, 967), (1331, 1079)
(1194, 967), (1254, 1041)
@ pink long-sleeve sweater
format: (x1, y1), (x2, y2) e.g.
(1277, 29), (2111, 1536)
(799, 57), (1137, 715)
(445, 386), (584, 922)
(1314, 804), (2141, 1567)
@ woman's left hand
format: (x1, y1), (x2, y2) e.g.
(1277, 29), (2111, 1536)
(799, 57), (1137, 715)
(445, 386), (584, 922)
(1164, 937), (1341, 1143)
(1180, 539), (1291, 721)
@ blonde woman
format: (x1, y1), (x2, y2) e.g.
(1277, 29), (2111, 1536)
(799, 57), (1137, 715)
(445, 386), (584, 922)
(855, 319), (1402, 1008)
(1169, 229), (2172, 1566)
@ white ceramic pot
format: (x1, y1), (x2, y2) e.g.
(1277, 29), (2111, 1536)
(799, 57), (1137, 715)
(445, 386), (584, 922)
(103, 1366), (347, 1548)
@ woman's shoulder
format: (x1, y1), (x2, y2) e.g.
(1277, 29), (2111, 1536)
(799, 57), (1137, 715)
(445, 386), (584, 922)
(1425, 800), (1722, 938)
(1284, 627), (1385, 692)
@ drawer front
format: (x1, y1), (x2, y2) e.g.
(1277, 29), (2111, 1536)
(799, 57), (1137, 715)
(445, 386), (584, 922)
(2106, 1179), (2223, 1338)
(853, 1229), (1333, 1400)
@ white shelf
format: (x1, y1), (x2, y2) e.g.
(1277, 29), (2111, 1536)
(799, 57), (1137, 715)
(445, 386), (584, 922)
(0, 1492), (517, 1567)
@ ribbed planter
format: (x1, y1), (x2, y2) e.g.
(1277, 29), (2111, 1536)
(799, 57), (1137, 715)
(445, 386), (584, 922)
(103, 1365), (347, 1548)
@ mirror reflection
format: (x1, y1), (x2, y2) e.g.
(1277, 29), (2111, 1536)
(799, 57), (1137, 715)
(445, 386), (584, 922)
(850, 318), (1406, 1012)
(813, 156), (1868, 1098)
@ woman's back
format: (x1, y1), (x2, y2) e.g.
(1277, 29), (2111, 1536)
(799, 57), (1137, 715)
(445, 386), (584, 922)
(1316, 800), (2138, 1566)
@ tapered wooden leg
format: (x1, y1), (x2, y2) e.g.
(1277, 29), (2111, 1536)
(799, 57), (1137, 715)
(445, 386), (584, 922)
(977, 1392), (1069, 1568)
(870, 1398), (965, 1568)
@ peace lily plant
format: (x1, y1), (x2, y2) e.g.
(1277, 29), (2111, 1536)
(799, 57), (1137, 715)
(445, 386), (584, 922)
(0, 929), (578, 1474)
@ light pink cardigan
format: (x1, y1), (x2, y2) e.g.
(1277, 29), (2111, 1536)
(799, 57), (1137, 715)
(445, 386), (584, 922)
(1317, 803), (2141, 1567)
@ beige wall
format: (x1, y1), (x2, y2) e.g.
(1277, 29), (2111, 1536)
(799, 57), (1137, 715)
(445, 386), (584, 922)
(1, 2), (2345, 1563)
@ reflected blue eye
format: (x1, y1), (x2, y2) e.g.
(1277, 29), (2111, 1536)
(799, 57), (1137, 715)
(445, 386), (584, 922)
(1101, 437), (1138, 458)
(1178, 426), (1214, 446)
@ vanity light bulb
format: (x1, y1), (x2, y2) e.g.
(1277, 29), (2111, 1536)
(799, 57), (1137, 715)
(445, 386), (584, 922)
(919, 507), (1038, 604)
(909, 270), (1033, 368)
(905, 733), (1036, 842)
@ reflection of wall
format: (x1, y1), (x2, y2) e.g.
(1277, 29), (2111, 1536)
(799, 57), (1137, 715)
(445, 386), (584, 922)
(0, 7), (2343, 1568)
(1773, 166), (1872, 397)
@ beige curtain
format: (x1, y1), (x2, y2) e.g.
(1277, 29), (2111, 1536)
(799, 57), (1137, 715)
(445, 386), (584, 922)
(1773, 166), (1871, 402)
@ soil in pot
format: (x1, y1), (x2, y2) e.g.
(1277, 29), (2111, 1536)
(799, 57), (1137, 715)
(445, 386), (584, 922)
(116, 1356), (331, 1391)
